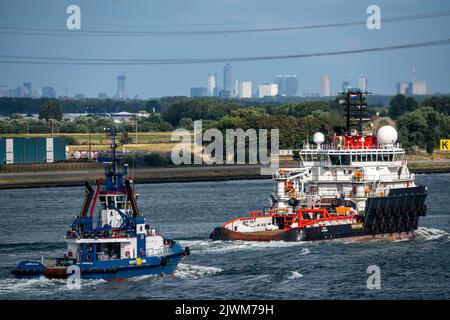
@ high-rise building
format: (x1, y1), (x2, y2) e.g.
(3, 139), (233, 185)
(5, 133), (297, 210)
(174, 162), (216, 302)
(23, 82), (32, 97)
(258, 84), (278, 98)
(397, 81), (409, 95)
(223, 63), (232, 93)
(274, 75), (298, 96)
(117, 75), (126, 100)
(207, 74), (217, 97)
(213, 86), (221, 97)
(239, 81), (252, 98)
(0, 85), (8, 97)
(320, 74), (331, 97)
(190, 87), (207, 97)
(98, 93), (108, 99)
(358, 75), (367, 92)
(16, 86), (26, 98)
(41, 86), (56, 98)
(412, 81), (427, 95)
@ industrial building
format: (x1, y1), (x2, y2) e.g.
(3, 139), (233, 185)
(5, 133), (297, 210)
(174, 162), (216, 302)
(0, 137), (66, 165)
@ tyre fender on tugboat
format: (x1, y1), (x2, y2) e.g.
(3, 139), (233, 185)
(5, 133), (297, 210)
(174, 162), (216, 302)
(375, 207), (383, 219)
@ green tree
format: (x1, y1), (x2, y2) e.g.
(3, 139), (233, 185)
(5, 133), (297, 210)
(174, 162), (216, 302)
(388, 94), (418, 120)
(39, 100), (63, 121)
(178, 117), (194, 130)
(388, 94), (406, 120)
(397, 107), (445, 154)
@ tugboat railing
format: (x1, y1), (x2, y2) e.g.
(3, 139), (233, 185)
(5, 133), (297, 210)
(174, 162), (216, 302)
(146, 246), (173, 257)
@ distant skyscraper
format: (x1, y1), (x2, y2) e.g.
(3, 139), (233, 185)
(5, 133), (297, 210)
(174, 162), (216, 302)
(223, 63), (232, 93)
(274, 75), (297, 96)
(190, 87), (207, 97)
(117, 75), (126, 100)
(207, 74), (217, 97)
(320, 74), (331, 97)
(239, 81), (252, 98)
(397, 81), (409, 95)
(232, 80), (239, 97)
(98, 92), (108, 99)
(0, 85), (8, 97)
(9, 88), (17, 97)
(396, 80), (426, 95)
(412, 81), (427, 95)
(258, 84), (278, 98)
(23, 82), (32, 97)
(41, 86), (56, 98)
(16, 86), (26, 98)
(358, 75), (367, 92)
(213, 86), (221, 97)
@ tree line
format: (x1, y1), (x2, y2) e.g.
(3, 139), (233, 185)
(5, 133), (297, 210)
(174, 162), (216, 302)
(0, 95), (449, 153)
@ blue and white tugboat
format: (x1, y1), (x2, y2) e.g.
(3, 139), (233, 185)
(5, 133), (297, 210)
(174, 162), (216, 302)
(12, 128), (189, 280)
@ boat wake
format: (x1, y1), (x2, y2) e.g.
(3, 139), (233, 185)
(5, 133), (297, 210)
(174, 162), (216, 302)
(180, 239), (311, 255)
(414, 227), (449, 241)
(0, 276), (106, 297)
(175, 263), (223, 279)
(282, 271), (304, 283)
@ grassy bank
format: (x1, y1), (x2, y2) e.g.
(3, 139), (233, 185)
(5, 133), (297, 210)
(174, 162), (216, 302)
(0, 160), (449, 189)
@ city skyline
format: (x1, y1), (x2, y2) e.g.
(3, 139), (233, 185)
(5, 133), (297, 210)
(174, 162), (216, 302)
(1, 0), (449, 98)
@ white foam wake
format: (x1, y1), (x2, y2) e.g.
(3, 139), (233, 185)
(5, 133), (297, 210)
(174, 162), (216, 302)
(282, 271), (304, 283)
(0, 277), (106, 296)
(414, 227), (449, 241)
(175, 263), (222, 279)
(180, 239), (310, 255)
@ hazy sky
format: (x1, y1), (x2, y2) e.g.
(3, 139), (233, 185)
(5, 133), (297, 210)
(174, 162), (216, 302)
(1, 0), (450, 98)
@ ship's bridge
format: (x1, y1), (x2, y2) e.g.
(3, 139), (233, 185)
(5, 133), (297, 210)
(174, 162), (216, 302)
(300, 146), (406, 167)
(299, 126), (406, 167)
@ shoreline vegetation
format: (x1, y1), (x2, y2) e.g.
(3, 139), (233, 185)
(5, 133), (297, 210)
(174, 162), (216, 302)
(1, 160), (449, 190)
(1, 95), (449, 189)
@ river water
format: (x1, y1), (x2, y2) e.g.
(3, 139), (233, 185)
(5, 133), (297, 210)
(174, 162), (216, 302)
(0, 174), (449, 299)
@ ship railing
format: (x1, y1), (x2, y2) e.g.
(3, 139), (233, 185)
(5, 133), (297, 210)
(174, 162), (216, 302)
(315, 143), (404, 150)
(146, 246), (173, 257)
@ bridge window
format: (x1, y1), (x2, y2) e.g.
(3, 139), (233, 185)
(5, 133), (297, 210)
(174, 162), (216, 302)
(341, 155), (350, 165)
(330, 155), (340, 165)
(99, 195), (107, 210)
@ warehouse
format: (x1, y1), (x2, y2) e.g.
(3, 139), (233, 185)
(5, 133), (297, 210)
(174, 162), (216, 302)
(0, 137), (67, 164)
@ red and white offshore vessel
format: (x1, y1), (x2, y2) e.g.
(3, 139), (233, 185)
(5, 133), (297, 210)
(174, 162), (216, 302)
(210, 90), (428, 242)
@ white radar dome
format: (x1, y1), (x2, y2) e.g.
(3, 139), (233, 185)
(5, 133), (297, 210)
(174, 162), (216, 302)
(377, 125), (398, 145)
(313, 132), (325, 144)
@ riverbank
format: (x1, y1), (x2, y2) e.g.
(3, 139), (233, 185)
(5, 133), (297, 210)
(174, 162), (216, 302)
(1, 160), (450, 189)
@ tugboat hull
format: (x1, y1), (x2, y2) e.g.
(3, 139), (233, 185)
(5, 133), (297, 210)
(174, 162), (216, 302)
(12, 252), (186, 280)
